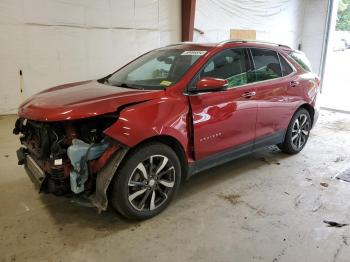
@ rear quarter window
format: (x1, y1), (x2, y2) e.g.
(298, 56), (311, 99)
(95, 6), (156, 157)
(250, 48), (283, 82)
(289, 51), (312, 72)
(279, 54), (294, 76)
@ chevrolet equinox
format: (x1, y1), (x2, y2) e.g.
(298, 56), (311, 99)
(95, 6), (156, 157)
(14, 40), (320, 219)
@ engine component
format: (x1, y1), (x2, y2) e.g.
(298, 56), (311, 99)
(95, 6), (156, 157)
(45, 175), (70, 196)
(67, 139), (109, 194)
(15, 113), (118, 196)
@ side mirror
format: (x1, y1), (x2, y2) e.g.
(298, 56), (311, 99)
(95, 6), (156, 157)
(195, 77), (228, 92)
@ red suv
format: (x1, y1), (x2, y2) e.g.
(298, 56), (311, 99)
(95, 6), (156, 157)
(14, 41), (320, 219)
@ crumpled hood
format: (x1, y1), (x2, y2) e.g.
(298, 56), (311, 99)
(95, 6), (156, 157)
(18, 80), (163, 121)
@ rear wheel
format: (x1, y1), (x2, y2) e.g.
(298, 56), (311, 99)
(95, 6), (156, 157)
(110, 142), (181, 220)
(278, 108), (311, 154)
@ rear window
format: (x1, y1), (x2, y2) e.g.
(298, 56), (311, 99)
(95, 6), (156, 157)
(289, 51), (312, 72)
(279, 54), (294, 76)
(250, 48), (282, 82)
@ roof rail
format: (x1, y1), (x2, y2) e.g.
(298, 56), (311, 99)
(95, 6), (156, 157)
(166, 41), (194, 46)
(218, 39), (292, 49)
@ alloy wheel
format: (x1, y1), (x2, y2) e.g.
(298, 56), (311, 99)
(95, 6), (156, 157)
(127, 155), (176, 211)
(291, 113), (310, 149)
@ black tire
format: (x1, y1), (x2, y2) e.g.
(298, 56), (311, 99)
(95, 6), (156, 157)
(278, 108), (311, 154)
(110, 142), (181, 220)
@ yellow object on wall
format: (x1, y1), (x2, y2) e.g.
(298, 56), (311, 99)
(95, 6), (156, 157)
(230, 29), (256, 41)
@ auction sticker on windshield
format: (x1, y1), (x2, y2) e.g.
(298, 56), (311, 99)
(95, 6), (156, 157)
(160, 80), (172, 86)
(181, 51), (207, 56)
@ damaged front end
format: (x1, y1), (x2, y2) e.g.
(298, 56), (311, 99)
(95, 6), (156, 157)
(13, 114), (128, 212)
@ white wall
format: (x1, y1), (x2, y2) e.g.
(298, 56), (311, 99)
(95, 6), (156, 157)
(0, 0), (181, 114)
(194, 0), (306, 49)
(194, 0), (331, 76)
(301, 0), (329, 75)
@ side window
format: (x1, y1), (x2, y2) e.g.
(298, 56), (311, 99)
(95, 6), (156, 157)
(199, 48), (249, 88)
(289, 51), (312, 72)
(250, 48), (282, 82)
(279, 54), (294, 76)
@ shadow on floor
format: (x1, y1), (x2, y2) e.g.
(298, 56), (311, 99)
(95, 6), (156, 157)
(0, 143), (295, 254)
(37, 146), (291, 231)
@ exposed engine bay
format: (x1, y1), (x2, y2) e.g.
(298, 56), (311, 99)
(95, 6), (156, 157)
(13, 114), (120, 198)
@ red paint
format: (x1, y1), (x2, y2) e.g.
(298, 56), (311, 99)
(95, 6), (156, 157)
(18, 41), (319, 165)
(189, 85), (258, 159)
(63, 123), (77, 144)
(89, 144), (120, 173)
(103, 94), (193, 160)
(18, 80), (163, 122)
(196, 77), (228, 90)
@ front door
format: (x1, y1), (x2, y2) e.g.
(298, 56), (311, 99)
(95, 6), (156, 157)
(189, 48), (258, 160)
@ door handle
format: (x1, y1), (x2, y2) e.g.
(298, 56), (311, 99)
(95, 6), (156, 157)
(241, 91), (256, 99)
(290, 81), (300, 87)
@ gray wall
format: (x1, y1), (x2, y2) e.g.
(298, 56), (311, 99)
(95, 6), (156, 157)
(301, 0), (330, 75)
(194, 0), (330, 76)
(0, 0), (181, 114)
(0, 0), (331, 114)
(194, 0), (306, 49)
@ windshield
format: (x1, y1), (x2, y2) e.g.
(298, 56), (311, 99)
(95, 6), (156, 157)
(106, 48), (207, 90)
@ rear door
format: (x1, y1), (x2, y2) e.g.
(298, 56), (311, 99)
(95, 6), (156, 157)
(189, 48), (258, 160)
(248, 48), (296, 146)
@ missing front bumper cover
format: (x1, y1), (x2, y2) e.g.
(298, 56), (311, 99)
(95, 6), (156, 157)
(17, 144), (129, 213)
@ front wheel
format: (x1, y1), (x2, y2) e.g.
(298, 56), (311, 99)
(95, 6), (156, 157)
(110, 142), (181, 220)
(278, 108), (311, 154)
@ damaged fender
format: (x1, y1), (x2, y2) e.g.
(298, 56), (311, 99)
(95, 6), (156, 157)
(103, 96), (192, 156)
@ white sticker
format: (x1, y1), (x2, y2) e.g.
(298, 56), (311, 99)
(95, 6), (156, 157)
(54, 159), (63, 166)
(181, 51), (207, 56)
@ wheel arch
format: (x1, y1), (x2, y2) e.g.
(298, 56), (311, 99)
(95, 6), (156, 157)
(298, 103), (315, 126)
(100, 134), (189, 213)
(128, 135), (189, 182)
(113, 134), (190, 183)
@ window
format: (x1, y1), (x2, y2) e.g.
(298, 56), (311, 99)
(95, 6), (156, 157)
(289, 51), (312, 72)
(127, 57), (172, 81)
(199, 48), (249, 88)
(107, 48), (204, 90)
(250, 48), (282, 82)
(279, 54), (294, 76)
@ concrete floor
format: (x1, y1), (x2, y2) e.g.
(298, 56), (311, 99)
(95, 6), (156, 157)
(1, 111), (350, 262)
